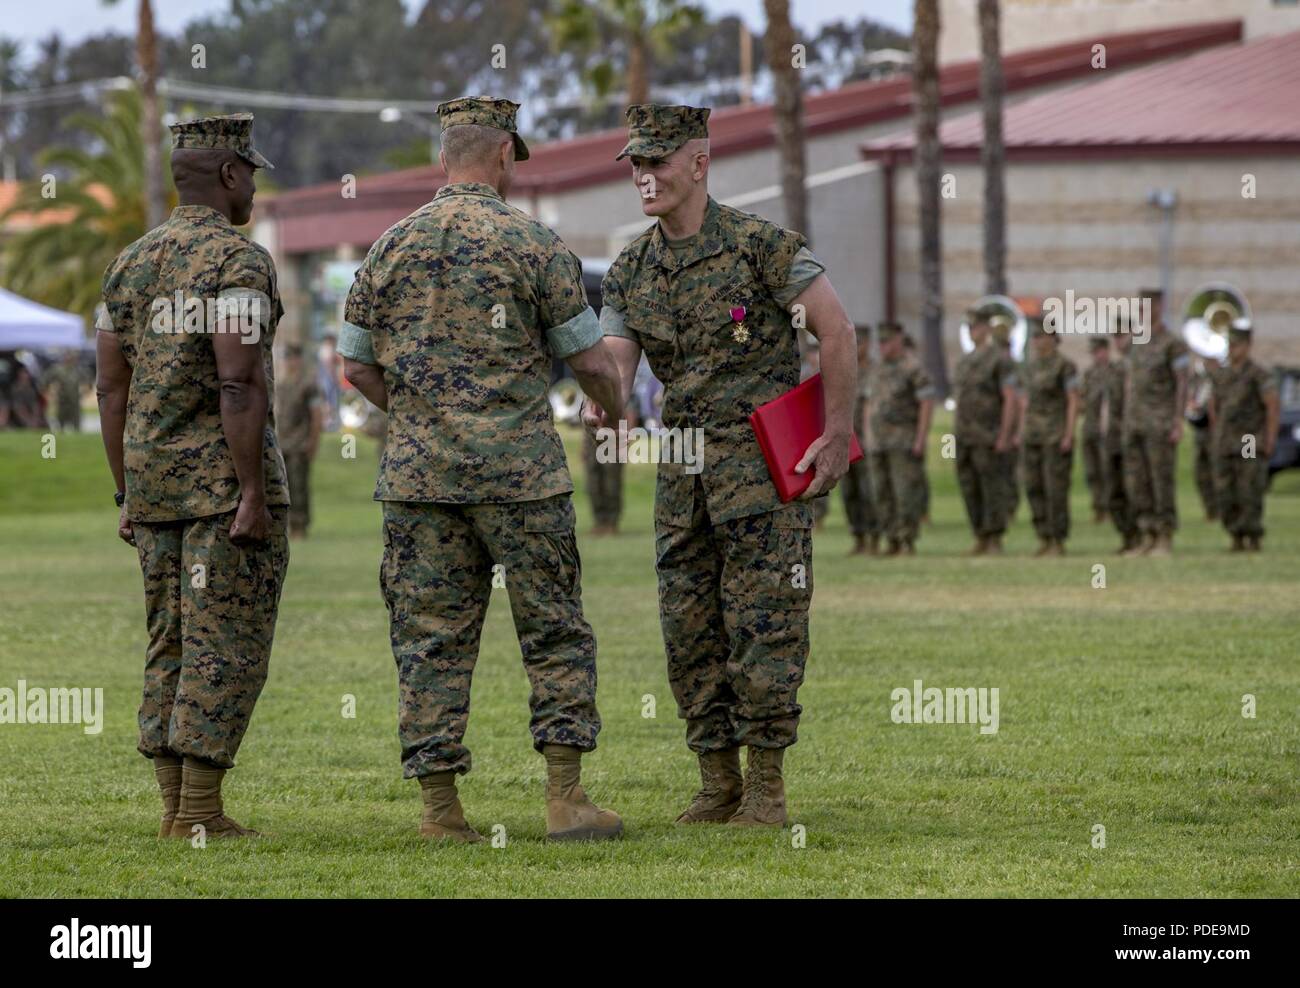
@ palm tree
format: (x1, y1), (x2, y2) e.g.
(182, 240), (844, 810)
(978, 0), (1006, 295)
(103, 0), (165, 228)
(0, 89), (163, 322)
(913, 0), (948, 394)
(547, 0), (704, 106)
(763, 0), (810, 239)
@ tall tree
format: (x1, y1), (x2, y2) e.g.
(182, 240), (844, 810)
(912, 0), (948, 395)
(547, 0), (704, 106)
(978, 0), (1005, 295)
(762, 0), (810, 239)
(0, 89), (162, 322)
(104, 0), (165, 228)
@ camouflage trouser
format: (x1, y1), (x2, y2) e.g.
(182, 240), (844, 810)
(581, 430), (624, 527)
(284, 451), (312, 532)
(380, 495), (599, 778)
(1193, 428), (1217, 519)
(1124, 431), (1179, 535)
(868, 449), (926, 543)
(955, 441), (1007, 537)
(132, 507), (288, 768)
(1214, 454), (1269, 537)
(1081, 435), (1106, 513)
(1000, 448), (1021, 520)
(839, 455), (878, 536)
(811, 495), (829, 524)
(654, 474), (811, 753)
(1106, 445), (1137, 540)
(1023, 443), (1073, 542)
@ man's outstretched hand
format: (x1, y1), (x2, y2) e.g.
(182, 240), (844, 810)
(580, 398), (616, 437)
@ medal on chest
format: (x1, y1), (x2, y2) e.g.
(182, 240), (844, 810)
(729, 305), (750, 344)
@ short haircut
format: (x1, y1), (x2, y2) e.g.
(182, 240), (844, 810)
(441, 124), (511, 169)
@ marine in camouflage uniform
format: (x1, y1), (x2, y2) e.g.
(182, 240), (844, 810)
(1107, 326), (1139, 551)
(952, 305), (1018, 554)
(994, 323), (1023, 522)
(1122, 288), (1190, 556)
(581, 418), (626, 534)
(599, 103), (856, 827)
(1210, 326), (1280, 551)
(842, 326), (879, 554)
(96, 113), (287, 839)
(1079, 337), (1112, 522)
(1018, 322), (1079, 555)
(45, 351), (84, 431)
(1188, 358), (1219, 522)
(864, 322), (934, 554)
(339, 96), (624, 842)
(274, 343), (323, 538)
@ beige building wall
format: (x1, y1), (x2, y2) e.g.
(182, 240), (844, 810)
(939, 0), (1300, 63)
(891, 156), (1300, 364)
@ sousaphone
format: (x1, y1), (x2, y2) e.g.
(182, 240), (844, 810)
(1181, 283), (1250, 362)
(959, 295), (1031, 361)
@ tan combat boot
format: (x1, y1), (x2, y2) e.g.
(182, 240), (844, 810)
(418, 771), (483, 843)
(1034, 537), (1053, 557)
(1147, 532), (1172, 557)
(1229, 534), (1245, 552)
(1122, 533), (1152, 557)
(883, 539), (902, 557)
(676, 748), (743, 824)
(985, 533), (1004, 555)
(849, 534), (867, 556)
(154, 754), (182, 839)
(543, 744), (623, 841)
(965, 536), (988, 557)
(728, 747), (786, 827)
(1246, 535), (1262, 552)
(900, 539), (916, 556)
(168, 757), (258, 839)
(1048, 539), (1066, 557)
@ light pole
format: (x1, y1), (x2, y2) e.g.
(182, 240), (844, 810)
(380, 106), (438, 164)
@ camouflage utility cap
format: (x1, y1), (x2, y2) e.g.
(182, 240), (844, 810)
(616, 104), (710, 160)
(170, 113), (273, 169)
(437, 96), (530, 161)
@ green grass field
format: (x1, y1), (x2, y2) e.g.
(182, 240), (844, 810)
(1, 416), (1296, 898)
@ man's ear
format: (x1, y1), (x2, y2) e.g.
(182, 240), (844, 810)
(500, 139), (514, 172)
(219, 157), (238, 190)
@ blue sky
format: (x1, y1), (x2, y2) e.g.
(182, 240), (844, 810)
(6, 0), (913, 55)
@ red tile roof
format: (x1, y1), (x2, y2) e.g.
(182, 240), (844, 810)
(262, 18), (1242, 252)
(862, 27), (1300, 161)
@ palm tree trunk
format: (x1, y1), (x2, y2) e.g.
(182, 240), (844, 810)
(978, 0), (1006, 296)
(138, 0), (165, 229)
(913, 0), (948, 395)
(763, 0), (810, 239)
(626, 33), (649, 106)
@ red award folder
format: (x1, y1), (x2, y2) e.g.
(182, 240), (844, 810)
(749, 373), (864, 503)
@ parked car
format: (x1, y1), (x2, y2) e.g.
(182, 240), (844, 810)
(1268, 365), (1300, 477)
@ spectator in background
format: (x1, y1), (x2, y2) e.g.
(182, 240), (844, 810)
(318, 332), (342, 430)
(45, 349), (85, 432)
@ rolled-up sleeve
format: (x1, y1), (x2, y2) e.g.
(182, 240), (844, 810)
(547, 305), (602, 359)
(338, 321), (376, 364)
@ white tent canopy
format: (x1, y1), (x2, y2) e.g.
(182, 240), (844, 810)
(0, 287), (85, 350)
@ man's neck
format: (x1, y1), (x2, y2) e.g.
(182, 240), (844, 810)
(176, 195), (233, 223)
(658, 191), (708, 241)
(1231, 354), (1249, 370)
(444, 171), (503, 195)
